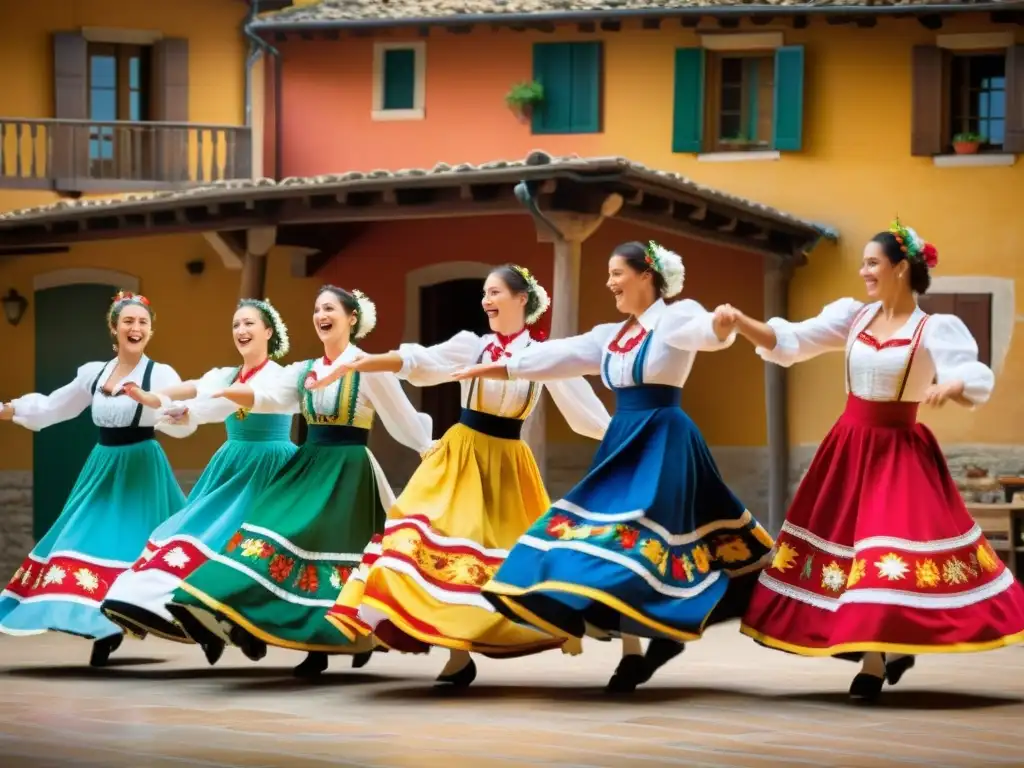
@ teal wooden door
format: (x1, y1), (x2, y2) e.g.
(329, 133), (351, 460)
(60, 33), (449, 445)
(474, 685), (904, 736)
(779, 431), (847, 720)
(32, 283), (117, 540)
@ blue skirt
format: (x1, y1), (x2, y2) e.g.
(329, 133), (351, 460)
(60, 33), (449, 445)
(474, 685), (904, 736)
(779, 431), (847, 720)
(0, 435), (186, 641)
(482, 384), (773, 643)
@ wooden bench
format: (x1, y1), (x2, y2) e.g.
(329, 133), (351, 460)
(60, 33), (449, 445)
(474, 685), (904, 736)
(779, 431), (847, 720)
(966, 502), (1024, 580)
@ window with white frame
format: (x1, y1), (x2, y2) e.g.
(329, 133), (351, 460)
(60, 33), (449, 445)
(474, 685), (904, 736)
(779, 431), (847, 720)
(372, 42), (426, 121)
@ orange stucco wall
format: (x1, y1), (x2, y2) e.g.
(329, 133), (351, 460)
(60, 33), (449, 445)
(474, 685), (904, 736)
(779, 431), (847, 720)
(275, 13), (1023, 448)
(0, 0), (248, 214)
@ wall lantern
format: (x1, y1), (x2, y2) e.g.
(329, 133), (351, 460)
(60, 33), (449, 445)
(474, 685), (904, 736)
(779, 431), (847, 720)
(2, 289), (28, 326)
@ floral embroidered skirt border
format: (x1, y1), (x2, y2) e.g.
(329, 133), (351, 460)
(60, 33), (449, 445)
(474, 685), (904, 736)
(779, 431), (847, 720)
(102, 420), (296, 643)
(482, 385), (774, 644)
(327, 422), (565, 658)
(0, 439), (186, 641)
(168, 440), (384, 654)
(742, 394), (1024, 655)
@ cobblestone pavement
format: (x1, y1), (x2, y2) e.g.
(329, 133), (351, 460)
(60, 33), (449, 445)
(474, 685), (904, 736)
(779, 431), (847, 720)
(1, 627), (1022, 767)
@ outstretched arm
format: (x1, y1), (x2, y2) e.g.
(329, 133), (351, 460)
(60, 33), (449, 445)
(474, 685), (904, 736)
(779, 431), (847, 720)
(305, 352), (398, 391)
(124, 380), (199, 410)
(661, 299), (737, 351)
(717, 298), (865, 367)
(4, 362), (100, 431)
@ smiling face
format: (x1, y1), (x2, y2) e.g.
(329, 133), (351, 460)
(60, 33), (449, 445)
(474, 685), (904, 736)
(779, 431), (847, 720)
(860, 240), (905, 301)
(233, 305), (272, 358)
(112, 304), (152, 355)
(481, 272), (527, 334)
(607, 255), (656, 317)
(313, 290), (355, 345)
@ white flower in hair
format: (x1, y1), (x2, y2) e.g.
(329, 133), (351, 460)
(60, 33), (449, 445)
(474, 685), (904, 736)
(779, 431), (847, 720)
(352, 290), (377, 339)
(646, 241), (685, 298)
(258, 298), (290, 360)
(512, 266), (551, 326)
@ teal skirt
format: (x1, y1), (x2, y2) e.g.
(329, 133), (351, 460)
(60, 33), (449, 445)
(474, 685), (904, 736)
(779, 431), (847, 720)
(0, 435), (186, 640)
(102, 413), (296, 641)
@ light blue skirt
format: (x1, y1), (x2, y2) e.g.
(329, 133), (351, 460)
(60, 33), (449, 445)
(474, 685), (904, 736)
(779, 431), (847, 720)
(0, 433), (185, 640)
(101, 413), (296, 641)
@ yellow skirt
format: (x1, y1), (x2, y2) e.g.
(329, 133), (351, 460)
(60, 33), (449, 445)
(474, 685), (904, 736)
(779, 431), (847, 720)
(325, 422), (566, 657)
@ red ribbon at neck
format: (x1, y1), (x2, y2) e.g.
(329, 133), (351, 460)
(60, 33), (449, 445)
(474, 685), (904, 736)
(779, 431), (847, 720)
(236, 358), (269, 385)
(484, 327), (528, 362)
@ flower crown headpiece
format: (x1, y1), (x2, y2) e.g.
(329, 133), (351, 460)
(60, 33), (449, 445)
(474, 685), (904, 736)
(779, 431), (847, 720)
(889, 217), (938, 269)
(644, 241), (685, 298)
(108, 290), (154, 324)
(240, 298), (290, 360)
(510, 265), (551, 326)
(351, 289), (377, 340)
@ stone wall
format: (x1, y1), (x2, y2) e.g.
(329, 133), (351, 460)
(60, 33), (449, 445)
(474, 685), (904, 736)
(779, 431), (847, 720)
(3, 443), (1023, 581)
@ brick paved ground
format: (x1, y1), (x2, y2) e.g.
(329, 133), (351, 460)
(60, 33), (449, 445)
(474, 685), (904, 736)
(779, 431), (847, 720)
(1, 627), (1022, 767)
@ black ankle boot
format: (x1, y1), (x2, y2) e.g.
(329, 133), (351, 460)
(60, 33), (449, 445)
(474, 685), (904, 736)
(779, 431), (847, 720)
(644, 639), (684, 678)
(228, 625), (266, 662)
(849, 673), (884, 702)
(293, 652), (329, 679)
(202, 639), (226, 666)
(90, 634), (123, 667)
(885, 655), (916, 686)
(605, 655), (647, 694)
(435, 658), (476, 688)
(351, 650), (372, 669)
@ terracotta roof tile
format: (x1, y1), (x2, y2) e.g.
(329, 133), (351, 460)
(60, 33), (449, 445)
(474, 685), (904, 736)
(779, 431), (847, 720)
(258, 0), (1008, 25)
(0, 151), (837, 240)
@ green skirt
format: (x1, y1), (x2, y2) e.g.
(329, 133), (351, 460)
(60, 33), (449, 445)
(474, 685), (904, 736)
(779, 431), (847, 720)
(169, 427), (386, 652)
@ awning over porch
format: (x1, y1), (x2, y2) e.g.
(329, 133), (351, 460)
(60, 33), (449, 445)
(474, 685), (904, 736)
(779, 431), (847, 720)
(0, 151), (837, 263)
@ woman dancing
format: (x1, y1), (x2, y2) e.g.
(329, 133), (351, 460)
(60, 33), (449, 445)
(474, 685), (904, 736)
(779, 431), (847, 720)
(729, 220), (1024, 701)
(310, 265), (610, 687)
(453, 242), (773, 693)
(166, 286), (434, 678)
(101, 299), (296, 664)
(0, 291), (194, 666)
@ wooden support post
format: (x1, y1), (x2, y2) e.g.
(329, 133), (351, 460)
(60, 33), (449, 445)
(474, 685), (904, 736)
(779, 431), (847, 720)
(238, 226), (277, 300)
(522, 195), (623, 483)
(763, 255), (794, 535)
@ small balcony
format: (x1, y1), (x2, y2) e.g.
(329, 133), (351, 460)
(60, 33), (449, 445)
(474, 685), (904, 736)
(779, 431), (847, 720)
(0, 118), (253, 193)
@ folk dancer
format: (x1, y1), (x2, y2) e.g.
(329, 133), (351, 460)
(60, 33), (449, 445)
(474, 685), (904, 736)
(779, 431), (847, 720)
(729, 221), (1024, 701)
(453, 242), (774, 693)
(167, 286), (434, 678)
(101, 299), (297, 665)
(0, 292), (194, 666)
(311, 265), (610, 688)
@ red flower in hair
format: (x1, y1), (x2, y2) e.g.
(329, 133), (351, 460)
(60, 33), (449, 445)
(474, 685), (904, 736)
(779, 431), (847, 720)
(922, 243), (939, 269)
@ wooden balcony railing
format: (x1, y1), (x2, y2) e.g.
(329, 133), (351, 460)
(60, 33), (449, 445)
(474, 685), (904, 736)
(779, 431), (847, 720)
(0, 118), (253, 192)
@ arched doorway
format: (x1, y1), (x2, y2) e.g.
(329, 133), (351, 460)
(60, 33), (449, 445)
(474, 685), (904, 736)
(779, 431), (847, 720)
(31, 270), (139, 540)
(419, 278), (489, 436)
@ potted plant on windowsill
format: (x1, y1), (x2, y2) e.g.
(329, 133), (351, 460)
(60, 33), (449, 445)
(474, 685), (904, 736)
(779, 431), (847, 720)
(505, 81), (544, 124)
(952, 132), (985, 155)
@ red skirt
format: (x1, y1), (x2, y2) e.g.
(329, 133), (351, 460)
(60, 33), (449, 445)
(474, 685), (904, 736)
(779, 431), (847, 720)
(742, 394), (1024, 655)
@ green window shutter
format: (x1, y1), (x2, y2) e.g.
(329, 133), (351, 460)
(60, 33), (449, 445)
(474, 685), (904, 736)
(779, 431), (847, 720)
(772, 45), (805, 151)
(671, 47), (704, 153)
(383, 48), (416, 110)
(569, 42), (602, 133)
(532, 42), (602, 134)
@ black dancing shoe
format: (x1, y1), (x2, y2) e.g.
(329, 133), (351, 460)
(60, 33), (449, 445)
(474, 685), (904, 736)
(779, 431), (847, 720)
(293, 652), (329, 679)
(605, 654), (648, 694)
(885, 655), (916, 686)
(848, 673), (884, 702)
(228, 625), (267, 662)
(351, 650), (372, 669)
(644, 639), (685, 678)
(202, 639), (225, 666)
(435, 658), (476, 689)
(89, 634), (123, 668)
